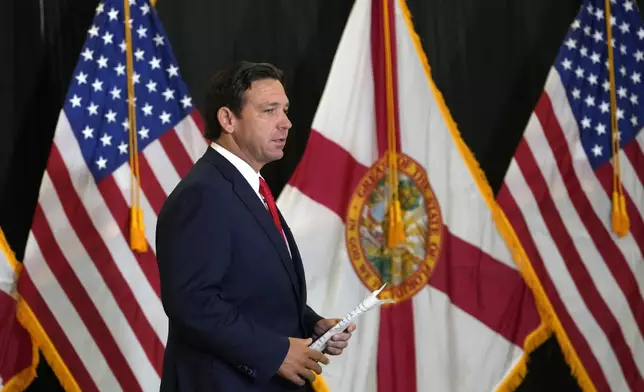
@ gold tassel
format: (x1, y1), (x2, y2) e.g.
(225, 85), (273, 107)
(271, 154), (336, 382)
(311, 373), (330, 392)
(611, 191), (622, 234)
(619, 193), (630, 235)
(387, 199), (405, 248)
(611, 191), (629, 238)
(130, 206), (148, 252)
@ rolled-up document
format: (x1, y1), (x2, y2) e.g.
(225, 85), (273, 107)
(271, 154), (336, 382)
(309, 283), (395, 351)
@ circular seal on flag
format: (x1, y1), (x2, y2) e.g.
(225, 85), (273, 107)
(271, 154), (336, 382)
(345, 152), (443, 303)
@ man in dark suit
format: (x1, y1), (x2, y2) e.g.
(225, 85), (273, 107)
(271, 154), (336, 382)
(156, 61), (355, 392)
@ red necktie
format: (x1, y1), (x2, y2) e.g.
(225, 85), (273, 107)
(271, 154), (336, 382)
(259, 178), (287, 244)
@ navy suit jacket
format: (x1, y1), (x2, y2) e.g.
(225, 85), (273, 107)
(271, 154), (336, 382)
(156, 146), (322, 392)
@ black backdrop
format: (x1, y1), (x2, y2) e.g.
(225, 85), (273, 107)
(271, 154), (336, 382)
(2, 0), (643, 391)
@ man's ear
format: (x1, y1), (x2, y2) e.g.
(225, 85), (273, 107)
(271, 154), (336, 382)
(217, 107), (235, 135)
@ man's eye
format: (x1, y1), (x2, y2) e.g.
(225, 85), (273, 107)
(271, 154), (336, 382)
(264, 108), (275, 113)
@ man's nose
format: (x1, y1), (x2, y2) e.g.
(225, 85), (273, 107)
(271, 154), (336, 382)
(279, 112), (292, 130)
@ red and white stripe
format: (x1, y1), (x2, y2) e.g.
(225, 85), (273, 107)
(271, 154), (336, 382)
(498, 68), (644, 392)
(20, 110), (207, 392)
(277, 0), (541, 391)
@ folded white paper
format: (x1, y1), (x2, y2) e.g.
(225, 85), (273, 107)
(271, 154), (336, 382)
(309, 283), (395, 351)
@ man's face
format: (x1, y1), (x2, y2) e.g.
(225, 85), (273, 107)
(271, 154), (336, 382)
(231, 78), (292, 170)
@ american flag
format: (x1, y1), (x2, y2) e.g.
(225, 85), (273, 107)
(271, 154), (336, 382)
(498, 0), (644, 391)
(17, 0), (207, 390)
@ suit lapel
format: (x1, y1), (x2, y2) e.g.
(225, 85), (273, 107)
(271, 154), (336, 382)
(278, 210), (306, 304)
(204, 147), (302, 303)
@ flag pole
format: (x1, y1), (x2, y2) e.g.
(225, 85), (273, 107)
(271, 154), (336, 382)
(382, 0), (405, 249)
(604, 0), (630, 237)
(124, 0), (147, 252)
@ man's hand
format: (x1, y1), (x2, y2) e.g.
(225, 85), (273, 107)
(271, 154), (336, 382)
(313, 319), (357, 355)
(277, 337), (329, 386)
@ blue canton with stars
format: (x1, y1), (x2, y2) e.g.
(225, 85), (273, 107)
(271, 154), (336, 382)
(64, 0), (193, 182)
(554, 0), (644, 170)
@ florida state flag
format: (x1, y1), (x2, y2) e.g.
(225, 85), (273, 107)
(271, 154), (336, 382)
(277, 0), (545, 390)
(0, 227), (36, 392)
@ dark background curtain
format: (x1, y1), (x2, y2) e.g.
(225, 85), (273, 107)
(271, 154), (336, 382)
(2, 0), (641, 390)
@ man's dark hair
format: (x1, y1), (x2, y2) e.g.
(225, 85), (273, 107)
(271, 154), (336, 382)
(203, 61), (285, 141)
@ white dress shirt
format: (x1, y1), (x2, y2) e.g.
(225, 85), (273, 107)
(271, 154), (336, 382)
(210, 142), (291, 257)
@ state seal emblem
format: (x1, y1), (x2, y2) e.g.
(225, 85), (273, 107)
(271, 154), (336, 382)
(346, 152), (443, 303)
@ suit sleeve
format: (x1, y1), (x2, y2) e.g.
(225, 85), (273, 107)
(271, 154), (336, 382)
(303, 305), (323, 338)
(156, 184), (289, 382)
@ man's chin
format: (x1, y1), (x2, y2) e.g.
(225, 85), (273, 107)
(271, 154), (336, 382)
(263, 151), (284, 165)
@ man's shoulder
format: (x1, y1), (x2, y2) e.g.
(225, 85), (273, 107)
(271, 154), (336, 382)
(161, 158), (233, 212)
(183, 157), (225, 186)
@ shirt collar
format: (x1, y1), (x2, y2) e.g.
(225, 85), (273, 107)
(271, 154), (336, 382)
(210, 142), (262, 194)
